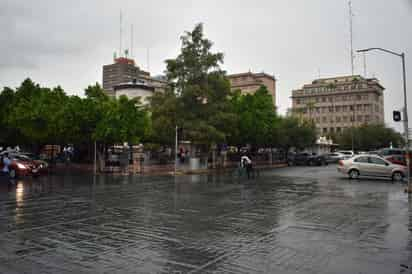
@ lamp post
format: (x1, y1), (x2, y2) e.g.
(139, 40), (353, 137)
(357, 48), (411, 194)
(175, 125), (178, 175)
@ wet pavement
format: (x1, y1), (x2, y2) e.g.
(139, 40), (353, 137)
(0, 165), (411, 274)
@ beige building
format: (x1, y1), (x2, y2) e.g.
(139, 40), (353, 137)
(103, 57), (166, 96)
(228, 72), (276, 105)
(291, 75), (385, 135)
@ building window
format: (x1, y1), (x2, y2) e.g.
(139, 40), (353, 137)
(357, 115), (363, 122)
(330, 128), (335, 133)
(350, 105), (354, 111)
(329, 106), (334, 112)
(315, 117), (320, 123)
(350, 116), (355, 122)
(322, 97), (326, 102)
(343, 116), (348, 122)
(342, 106), (348, 112)
(336, 116), (341, 122)
(296, 99), (301, 104)
(322, 117), (327, 122)
(337, 127), (341, 133)
(357, 105), (362, 111)
(365, 115), (370, 122)
(335, 106), (341, 112)
(328, 97), (333, 102)
(356, 95), (362, 100)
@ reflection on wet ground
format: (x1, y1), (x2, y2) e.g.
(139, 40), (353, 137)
(0, 165), (411, 273)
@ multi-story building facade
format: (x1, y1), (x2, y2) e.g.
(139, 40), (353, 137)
(227, 72), (276, 105)
(291, 75), (385, 135)
(102, 57), (166, 96)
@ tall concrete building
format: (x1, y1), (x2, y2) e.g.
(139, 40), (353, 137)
(291, 75), (385, 135)
(102, 57), (166, 96)
(227, 72), (276, 105)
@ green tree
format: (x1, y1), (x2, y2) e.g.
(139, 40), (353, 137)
(278, 116), (317, 152)
(229, 86), (278, 149)
(336, 124), (404, 151)
(163, 23), (235, 146)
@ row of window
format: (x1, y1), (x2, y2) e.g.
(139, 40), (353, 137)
(321, 127), (345, 133)
(315, 115), (374, 123)
(302, 83), (367, 94)
(295, 93), (380, 104)
(299, 104), (380, 114)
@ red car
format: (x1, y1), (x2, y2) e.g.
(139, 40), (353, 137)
(385, 155), (406, 166)
(0, 152), (42, 179)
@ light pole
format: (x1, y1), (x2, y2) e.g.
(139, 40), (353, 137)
(357, 48), (412, 194)
(175, 125), (178, 175)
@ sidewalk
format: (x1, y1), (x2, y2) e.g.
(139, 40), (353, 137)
(51, 162), (288, 176)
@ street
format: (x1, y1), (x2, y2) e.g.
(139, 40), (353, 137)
(0, 165), (411, 274)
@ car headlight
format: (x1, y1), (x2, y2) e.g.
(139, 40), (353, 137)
(17, 163), (27, 169)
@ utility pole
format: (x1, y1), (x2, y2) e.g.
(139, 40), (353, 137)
(358, 48), (411, 194)
(175, 125), (178, 175)
(349, 1), (355, 75)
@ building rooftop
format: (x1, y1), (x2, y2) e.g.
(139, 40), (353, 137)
(228, 71), (276, 81)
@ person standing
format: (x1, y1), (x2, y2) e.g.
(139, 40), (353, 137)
(2, 153), (11, 178)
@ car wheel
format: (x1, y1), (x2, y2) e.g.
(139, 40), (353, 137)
(9, 169), (16, 179)
(348, 169), (359, 180)
(392, 171), (403, 182)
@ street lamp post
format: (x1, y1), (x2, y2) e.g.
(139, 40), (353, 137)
(357, 48), (412, 194)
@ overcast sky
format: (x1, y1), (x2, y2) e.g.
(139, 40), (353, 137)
(1, 0), (412, 131)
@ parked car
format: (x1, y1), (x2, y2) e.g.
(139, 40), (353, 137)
(378, 148), (405, 157)
(374, 148), (407, 166)
(385, 154), (407, 166)
(14, 154), (49, 174)
(288, 153), (327, 166)
(325, 152), (345, 163)
(19, 152), (49, 173)
(337, 154), (406, 181)
(337, 150), (354, 159)
(0, 151), (43, 179)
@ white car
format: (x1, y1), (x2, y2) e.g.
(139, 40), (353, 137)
(337, 150), (354, 159)
(337, 154), (406, 181)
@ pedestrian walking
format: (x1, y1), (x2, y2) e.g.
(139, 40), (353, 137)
(241, 155), (253, 179)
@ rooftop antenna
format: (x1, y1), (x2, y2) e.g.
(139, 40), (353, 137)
(349, 1), (355, 75)
(147, 48), (150, 71)
(119, 10), (123, 57)
(130, 24), (134, 58)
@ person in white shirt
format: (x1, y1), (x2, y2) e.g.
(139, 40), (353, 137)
(241, 155), (253, 179)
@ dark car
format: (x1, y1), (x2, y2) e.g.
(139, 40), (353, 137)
(288, 152), (327, 166)
(378, 148), (405, 157)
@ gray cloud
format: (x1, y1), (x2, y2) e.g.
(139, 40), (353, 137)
(0, 0), (411, 132)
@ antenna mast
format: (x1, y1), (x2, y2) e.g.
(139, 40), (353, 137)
(130, 24), (134, 58)
(147, 48), (150, 71)
(349, 1), (354, 75)
(119, 11), (123, 58)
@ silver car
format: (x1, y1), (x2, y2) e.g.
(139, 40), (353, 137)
(337, 154), (407, 181)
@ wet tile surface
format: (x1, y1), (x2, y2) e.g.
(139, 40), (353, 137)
(0, 165), (411, 273)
